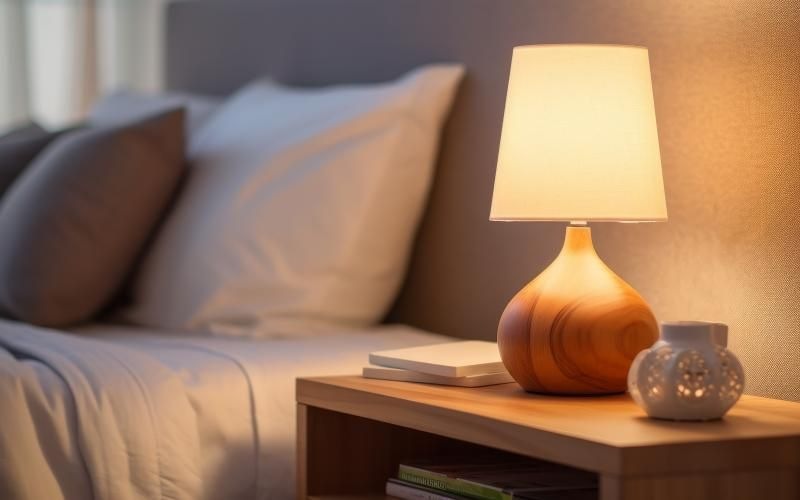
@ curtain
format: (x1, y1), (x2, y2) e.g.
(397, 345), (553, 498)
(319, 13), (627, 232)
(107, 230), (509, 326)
(0, 0), (168, 132)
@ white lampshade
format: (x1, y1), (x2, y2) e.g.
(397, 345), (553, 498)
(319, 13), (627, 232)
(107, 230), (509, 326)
(490, 45), (668, 222)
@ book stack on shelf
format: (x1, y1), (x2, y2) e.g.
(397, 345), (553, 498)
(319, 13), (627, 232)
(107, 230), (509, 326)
(363, 341), (513, 387)
(386, 456), (598, 500)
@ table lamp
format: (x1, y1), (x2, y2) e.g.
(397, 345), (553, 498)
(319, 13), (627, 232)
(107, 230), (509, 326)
(491, 45), (667, 395)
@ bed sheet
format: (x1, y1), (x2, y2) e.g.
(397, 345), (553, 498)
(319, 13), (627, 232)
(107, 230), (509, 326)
(72, 323), (451, 499)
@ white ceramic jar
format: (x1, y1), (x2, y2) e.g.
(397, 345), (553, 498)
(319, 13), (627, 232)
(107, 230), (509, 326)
(628, 321), (745, 421)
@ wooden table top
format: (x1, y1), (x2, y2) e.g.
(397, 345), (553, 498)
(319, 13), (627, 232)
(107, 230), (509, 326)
(297, 375), (800, 475)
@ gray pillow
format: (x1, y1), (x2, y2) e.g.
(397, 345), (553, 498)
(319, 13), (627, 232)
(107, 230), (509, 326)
(0, 109), (186, 327)
(0, 122), (73, 198)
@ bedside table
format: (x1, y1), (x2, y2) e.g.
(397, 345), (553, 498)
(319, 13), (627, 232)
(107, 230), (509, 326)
(296, 376), (800, 500)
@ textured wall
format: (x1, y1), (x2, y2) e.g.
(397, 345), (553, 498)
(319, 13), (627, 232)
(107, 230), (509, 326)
(598, 1), (800, 401)
(394, 0), (800, 401)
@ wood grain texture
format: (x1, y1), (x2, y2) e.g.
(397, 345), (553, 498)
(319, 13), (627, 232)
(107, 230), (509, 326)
(600, 469), (799, 500)
(297, 403), (504, 498)
(497, 226), (659, 394)
(298, 376), (800, 500)
(297, 376), (800, 476)
(297, 404), (309, 500)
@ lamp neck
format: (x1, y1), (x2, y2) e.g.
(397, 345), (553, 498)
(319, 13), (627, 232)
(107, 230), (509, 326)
(559, 224), (597, 257)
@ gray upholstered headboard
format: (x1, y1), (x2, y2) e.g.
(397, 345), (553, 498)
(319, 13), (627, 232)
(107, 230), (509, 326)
(166, 0), (800, 402)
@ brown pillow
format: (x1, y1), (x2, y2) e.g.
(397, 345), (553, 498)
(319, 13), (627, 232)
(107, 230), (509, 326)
(0, 122), (74, 198)
(0, 109), (186, 327)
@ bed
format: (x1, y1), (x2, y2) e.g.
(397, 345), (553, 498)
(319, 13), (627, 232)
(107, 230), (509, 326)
(1, 2), (486, 498)
(2, 0), (580, 497)
(1, 320), (447, 499)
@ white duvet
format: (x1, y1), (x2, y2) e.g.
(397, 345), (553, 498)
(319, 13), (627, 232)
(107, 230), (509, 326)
(0, 320), (448, 500)
(0, 322), (202, 500)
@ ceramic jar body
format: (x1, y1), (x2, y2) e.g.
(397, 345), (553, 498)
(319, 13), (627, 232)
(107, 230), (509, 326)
(628, 322), (745, 421)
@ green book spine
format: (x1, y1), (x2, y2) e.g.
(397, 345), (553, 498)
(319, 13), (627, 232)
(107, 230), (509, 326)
(397, 465), (512, 500)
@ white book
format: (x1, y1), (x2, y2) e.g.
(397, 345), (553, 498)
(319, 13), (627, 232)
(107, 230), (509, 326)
(363, 365), (513, 387)
(368, 340), (506, 377)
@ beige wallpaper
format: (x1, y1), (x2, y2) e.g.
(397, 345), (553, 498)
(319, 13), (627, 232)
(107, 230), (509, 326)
(600, 0), (800, 401)
(394, 0), (800, 402)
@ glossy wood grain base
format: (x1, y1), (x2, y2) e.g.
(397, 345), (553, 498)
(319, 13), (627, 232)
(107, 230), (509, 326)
(497, 226), (658, 394)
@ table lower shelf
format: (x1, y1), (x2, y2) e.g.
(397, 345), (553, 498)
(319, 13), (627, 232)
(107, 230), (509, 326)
(298, 404), (601, 500)
(297, 376), (800, 500)
(297, 402), (798, 500)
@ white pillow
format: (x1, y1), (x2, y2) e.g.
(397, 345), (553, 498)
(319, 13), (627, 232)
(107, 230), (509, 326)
(123, 65), (464, 336)
(89, 89), (221, 136)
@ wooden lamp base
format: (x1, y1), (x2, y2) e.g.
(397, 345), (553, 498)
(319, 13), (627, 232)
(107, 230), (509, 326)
(497, 225), (658, 395)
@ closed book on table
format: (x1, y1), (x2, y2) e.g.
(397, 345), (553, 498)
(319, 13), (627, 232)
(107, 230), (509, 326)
(369, 341), (506, 377)
(363, 366), (513, 387)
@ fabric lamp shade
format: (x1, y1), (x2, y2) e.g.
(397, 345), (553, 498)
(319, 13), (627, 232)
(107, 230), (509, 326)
(490, 45), (668, 222)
